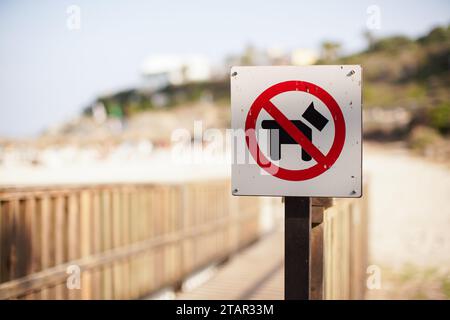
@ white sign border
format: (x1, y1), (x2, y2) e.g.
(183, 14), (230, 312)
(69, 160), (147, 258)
(231, 65), (363, 198)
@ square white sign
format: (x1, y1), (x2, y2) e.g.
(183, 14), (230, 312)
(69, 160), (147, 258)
(231, 66), (362, 197)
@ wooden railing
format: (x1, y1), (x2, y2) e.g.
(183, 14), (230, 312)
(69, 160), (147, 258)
(309, 193), (369, 300)
(0, 180), (260, 299)
(0, 180), (369, 300)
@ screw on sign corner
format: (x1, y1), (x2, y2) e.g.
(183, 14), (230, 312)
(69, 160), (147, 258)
(232, 188), (239, 194)
(231, 71), (238, 77)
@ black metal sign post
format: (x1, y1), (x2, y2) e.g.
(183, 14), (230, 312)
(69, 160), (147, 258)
(284, 197), (311, 300)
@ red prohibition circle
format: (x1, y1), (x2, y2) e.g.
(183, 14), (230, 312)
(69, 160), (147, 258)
(245, 80), (346, 181)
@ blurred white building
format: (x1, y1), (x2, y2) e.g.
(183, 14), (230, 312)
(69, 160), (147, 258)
(290, 49), (318, 66)
(141, 55), (211, 90)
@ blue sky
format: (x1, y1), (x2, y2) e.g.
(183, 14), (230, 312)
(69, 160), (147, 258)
(0, 0), (449, 138)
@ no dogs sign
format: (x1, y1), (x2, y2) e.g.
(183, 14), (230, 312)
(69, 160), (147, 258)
(231, 66), (362, 197)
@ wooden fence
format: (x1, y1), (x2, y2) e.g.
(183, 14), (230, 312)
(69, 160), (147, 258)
(0, 180), (260, 299)
(309, 194), (369, 300)
(0, 180), (369, 300)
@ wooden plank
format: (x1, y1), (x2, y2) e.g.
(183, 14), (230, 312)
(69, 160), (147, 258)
(145, 188), (153, 295)
(349, 202), (359, 300)
(47, 197), (57, 300)
(137, 188), (146, 297)
(146, 189), (154, 294)
(139, 188), (149, 295)
(323, 207), (334, 299)
(360, 188), (369, 299)
(91, 190), (102, 300)
(179, 185), (188, 278)
(0, 200), (11, 284)
(40, 196), (51, 299)
(80, 190), (92, 300)
(101, 189), (113, 300)
(122, 189), (131, 299)
(168, 188), (175, 283)
(54, 196), (65, 299)
(25, 198), (37, 272)
(176, 186), (183, 280)
(343, 203), (351, 299)
(30, 198), (42, 276)
(120, 189), (128, 299)
(310, 223), (324, 300)
(29, 197), (41, 299)
(18, 199), (31, 279)
(67, 193), (80, 300)
(10, 198), (20, 281)
(112, 189), (122, 299)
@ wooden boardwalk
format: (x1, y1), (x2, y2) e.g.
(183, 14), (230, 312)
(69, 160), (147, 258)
(176, 228), (284, 300)
(0, 181), (262, 300)
(0, 181), (367, 300)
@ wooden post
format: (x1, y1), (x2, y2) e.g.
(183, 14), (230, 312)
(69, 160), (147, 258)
(284, 197), (311, 300)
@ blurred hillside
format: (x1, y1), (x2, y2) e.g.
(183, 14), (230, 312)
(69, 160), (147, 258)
(337, 25), (450, 138)
(317, 25), (450, 161)
(75, 24), (449, 143)
(1, 24), (448, 166)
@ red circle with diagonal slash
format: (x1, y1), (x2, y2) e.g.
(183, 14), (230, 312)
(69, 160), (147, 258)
(245, 80), (346, 181)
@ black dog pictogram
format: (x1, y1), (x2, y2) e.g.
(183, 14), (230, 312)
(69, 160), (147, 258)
(261, 102), (329, 161)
